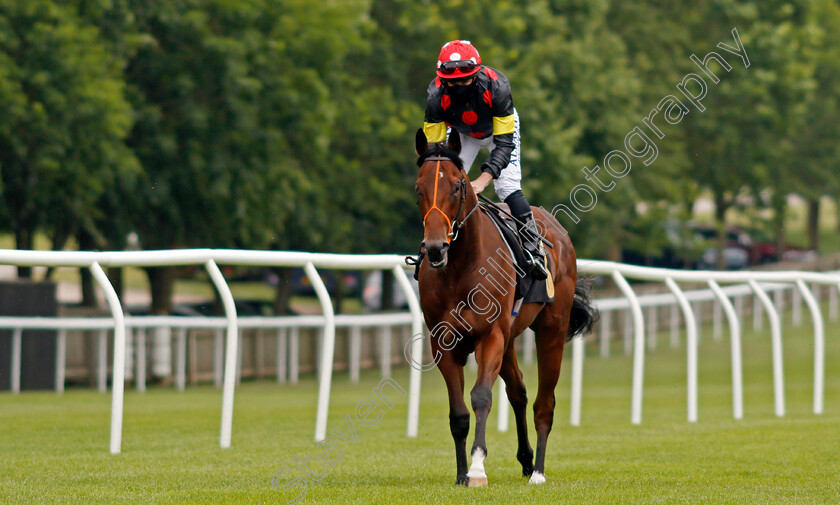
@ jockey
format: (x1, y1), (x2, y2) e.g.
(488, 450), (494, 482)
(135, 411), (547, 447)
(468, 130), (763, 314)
(423, 40), (549, 280)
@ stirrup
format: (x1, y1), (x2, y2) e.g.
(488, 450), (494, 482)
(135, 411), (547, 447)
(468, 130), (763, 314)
(524, 248), (549, 281)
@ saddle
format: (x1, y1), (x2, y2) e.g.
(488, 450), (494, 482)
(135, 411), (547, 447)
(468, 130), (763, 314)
(480, 203), (554, 305)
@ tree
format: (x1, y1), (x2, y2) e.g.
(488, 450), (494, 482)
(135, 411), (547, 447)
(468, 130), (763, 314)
(784, 0), (840, 252)
(504, 1), (649, 260)
(659, 1), (815, 267)
(0, 0), (137, 279)
(103, 0), (407, 313)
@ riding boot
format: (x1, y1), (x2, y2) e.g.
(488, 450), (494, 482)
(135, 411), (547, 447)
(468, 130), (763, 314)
(516, 211), (549, 281)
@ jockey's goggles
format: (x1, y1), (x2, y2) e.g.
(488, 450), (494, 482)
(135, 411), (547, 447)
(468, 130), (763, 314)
(438, 59), (478, 75)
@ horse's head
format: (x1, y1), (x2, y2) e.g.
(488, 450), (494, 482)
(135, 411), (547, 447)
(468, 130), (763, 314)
(414, 129), (470, 268)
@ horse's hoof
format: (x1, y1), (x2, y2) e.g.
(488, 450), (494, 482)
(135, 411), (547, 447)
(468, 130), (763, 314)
(528, 471), (546, 485)
(468, 476), (488, 488)
(455, 476), (468, 486)
(517, 449), (534, 477)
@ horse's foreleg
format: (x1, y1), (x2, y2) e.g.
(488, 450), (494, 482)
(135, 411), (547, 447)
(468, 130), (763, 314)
(467, 330), (505, 487)
(499, 344), (533, 477)
(531, 326), (566, 485)
(437, 355), (469, 485)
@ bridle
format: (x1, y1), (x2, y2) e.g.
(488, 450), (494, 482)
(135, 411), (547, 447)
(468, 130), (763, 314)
(405, 153), (481, 277)
(421, 156), (479, 243)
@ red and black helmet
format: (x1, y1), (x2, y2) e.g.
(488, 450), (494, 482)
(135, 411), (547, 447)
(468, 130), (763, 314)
(436, 40), (481, 79)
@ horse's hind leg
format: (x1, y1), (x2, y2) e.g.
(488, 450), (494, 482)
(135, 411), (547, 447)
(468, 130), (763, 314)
(499, 343), (534, 477)
(530, 319), (568, 484)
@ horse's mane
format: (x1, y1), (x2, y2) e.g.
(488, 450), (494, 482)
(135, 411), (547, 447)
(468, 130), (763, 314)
(416, 142), (464, 171)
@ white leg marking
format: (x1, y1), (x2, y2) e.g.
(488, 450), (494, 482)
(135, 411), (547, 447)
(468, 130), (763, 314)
(529, 471), (546, 485)
(466, 447), (487, 480)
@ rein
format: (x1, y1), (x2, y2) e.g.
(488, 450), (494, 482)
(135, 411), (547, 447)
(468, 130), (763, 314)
(421, 156), (479, 242)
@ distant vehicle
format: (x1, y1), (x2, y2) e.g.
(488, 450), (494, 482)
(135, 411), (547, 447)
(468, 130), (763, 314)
(689, 224), (750, 270)
(362, 270), (419, 312)
(691, 224), (816, 268)
(731, 226), (778, 265)
(620, 219), (702, 269)
(289, 268), (362, 297)
(621, 220), (752, 270)
(727, 225), (814, 265)
(695, 244), (749, 270)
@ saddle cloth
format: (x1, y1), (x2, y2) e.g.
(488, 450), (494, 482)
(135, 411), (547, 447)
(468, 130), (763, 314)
(480, 203), (554, 304)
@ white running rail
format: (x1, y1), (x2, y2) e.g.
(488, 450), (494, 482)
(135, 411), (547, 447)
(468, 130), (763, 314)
(571, 260), (840, 427)
(0, 249), (421, 454)
(1, 250), (838, 453)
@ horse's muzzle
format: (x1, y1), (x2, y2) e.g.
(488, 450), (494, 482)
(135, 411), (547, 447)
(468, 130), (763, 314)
(423, 241), (449, 268)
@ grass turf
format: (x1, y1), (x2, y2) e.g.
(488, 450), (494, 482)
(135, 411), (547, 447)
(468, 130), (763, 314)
(2, 313), (839, 504)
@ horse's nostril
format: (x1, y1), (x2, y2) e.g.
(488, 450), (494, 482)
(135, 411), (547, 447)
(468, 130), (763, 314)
(425, 241), (447, 263)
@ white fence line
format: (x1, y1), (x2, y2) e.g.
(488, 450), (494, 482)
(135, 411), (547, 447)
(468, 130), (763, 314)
(0, 249), (420, 455)
(1, 250), (838, 454)
(575, 260), (840, 428)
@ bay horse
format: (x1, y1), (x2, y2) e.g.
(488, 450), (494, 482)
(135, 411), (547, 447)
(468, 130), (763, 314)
(413, 129), (597, 487)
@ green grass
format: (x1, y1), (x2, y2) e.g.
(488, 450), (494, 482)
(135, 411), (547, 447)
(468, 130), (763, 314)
(2, 313), (840, 504)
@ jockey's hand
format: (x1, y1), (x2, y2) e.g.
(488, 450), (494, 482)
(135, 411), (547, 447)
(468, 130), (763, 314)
(470, 172), (494, 195)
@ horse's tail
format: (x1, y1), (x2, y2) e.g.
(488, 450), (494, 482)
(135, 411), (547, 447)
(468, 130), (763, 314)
(566, 274), (599, 341)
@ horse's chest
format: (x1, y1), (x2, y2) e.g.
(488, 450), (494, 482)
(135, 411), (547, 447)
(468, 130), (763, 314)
(420, 285), (509, 338)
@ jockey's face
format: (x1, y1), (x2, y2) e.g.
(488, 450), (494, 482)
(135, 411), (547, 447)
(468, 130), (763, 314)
(443, 76), (476, 87)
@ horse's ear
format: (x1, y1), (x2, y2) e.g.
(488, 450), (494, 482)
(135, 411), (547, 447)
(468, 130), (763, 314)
(415, 128), (429, 156)
(447, 131), (461, 154)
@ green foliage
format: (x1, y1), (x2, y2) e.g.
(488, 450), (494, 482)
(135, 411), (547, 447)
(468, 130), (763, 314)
(788, 0), (840, 197)
(1, 0), (840, 265)
(0, 0), (137, 253)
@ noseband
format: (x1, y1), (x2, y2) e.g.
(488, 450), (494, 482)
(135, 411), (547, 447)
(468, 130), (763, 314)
(421, 156), (479, 243)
